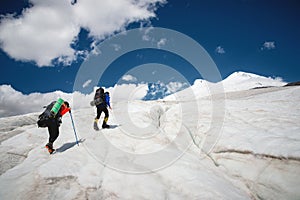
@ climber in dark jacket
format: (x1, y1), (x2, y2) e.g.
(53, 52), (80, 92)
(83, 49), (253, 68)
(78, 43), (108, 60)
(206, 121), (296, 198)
(93, 88), (111, 130)
(45, 101), (70, 154)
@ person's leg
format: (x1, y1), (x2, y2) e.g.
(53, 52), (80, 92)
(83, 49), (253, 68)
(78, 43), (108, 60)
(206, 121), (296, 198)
(95, 108), (101, 124)
(95, 106), (103, 122)
(47, 119), (59, 149)
(96, 106), (101, 119)
(102, 107), (110, 128)
(94, 106), (103, 130)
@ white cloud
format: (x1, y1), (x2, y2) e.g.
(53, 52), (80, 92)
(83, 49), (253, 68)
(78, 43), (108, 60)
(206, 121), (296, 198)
(141, 26), (154, 41)
(0, 0), (166, 67)
(112, 83), (148, 102)
(82, 79), (92, 88)
(0, 84), (149, 117)
(215, 46), (225, 54)
(157, 38), (167, 48)
(0, 85), (74, 117)
(111, 44), (121, 51)
(0, 1), (78, 66)
(261, 41), (276, 50)
(166, 82), (188, 94)
(122, 74), (138, 82)
(90, 40), (101, 55)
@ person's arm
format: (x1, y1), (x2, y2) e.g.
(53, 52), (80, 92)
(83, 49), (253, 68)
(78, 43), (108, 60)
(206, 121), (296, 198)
(60, 104), (71, 116)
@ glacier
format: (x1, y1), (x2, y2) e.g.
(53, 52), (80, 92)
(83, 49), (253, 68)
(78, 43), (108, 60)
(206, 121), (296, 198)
(0, 72), (299, 199)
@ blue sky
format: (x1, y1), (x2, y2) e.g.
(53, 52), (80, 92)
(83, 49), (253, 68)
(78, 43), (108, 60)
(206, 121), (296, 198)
(0, 0), (299, 94)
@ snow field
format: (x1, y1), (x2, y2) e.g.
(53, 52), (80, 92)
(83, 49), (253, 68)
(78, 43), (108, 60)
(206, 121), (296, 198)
(0, 72), (299, 199)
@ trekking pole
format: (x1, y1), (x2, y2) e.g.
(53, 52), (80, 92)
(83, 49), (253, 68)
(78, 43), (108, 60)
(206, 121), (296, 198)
(69, 111), (79, 146)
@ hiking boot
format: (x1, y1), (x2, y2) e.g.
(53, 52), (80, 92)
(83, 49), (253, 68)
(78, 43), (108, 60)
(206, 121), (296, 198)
(102, 117), (109, 129)
(94, 121), (99, 131)
(45, 142), (53, 149)
(45, 143), (55, 154)
(102, 124), (110, 129)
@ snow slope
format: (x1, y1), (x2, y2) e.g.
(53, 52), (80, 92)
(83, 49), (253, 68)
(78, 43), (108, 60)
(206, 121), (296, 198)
(0, 83), (299, 199)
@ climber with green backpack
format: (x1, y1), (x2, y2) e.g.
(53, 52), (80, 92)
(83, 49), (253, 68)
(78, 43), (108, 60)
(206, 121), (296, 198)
(37, 98), (71, 154)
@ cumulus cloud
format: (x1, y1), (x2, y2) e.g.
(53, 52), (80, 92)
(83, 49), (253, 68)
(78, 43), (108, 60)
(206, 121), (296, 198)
(0, 85), (75, 117)
(0, 0), (166, 66)
(141, 26), (154, 41)
(157, 38), (167, 48)
(215, 46), (225, 54)
(111, 44), (121, 51)
(166, 82), (188, 94)
(122, 74), (138, 82)
(90, 40), (101, 55)
(0, 83), (149, 118)
(261, 41), (276, 50)
(0, 81), (190, 118)
(82, 79), (92, 88)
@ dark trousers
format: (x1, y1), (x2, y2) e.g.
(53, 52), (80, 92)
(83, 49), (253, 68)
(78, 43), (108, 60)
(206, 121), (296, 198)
(47, 119), (60, 144)
(96, 105), (109, 120)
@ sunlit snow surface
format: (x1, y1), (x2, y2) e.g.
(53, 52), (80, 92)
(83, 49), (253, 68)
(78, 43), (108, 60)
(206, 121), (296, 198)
(0, 73), (300, 199)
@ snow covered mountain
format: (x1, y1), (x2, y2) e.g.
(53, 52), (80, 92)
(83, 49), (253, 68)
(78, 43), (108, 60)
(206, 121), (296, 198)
(0, 72), (299, 199)
(164, 71), (286, 101)
(221, 71), (285, 91)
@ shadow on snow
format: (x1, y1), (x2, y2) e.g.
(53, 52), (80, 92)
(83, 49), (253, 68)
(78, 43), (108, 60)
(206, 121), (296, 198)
(107, 124), (119, 129)
(56, 139), (85, 153)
